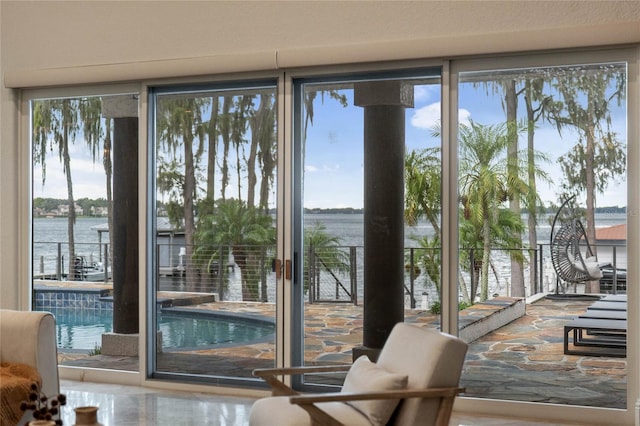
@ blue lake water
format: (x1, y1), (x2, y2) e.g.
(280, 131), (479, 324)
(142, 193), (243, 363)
(33, 213), (627, 302)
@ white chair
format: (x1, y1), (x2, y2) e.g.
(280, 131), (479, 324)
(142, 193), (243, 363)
(0, 310), (60, 396)
(249, 322), (468, 426)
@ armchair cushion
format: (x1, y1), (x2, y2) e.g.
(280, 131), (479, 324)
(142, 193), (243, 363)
(342, 356), (408, 425)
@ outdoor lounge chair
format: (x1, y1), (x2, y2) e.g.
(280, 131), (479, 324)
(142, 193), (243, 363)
(579, 310), (626, 320)
(564, 318), (626, 357)
(601, 294), (627, 303)
(249, 323), (468, 426)
(564, 296), (627, 357)
(587, 301), (627, 311)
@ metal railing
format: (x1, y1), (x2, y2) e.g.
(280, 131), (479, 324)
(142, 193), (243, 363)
(34, 241), (627, 307)
(33, 241), (111, 283)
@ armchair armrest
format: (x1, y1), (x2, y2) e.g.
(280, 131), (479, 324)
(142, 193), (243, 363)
(288, 387), (465, 404)
(253, 365), (352, 396)
(253, 364), (352, 377)
(288, 387), (465, 426)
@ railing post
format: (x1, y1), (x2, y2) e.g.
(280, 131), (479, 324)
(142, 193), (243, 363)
(532, 247), (538, 295)
(218, 245), (225, 301)
(538, 244), (544, 294)
(350, 247), (357, 306)
(56, 243), (62, 281)
(469, 249), (475, 304)
(309, 245), (315, 304)
(409, 248), (416, 309)
(104, 244), (109, 283)
(612, 245), (618, 295)
(260, 248), (268, 302)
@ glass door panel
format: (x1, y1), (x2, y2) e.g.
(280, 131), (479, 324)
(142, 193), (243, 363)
(150, 82), (278, 384)
(294, 71), (442, 389)
(31, 93), (139, 372)
(457, 62), (628, 408)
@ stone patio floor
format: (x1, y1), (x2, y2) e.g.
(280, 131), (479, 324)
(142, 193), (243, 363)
(59, 295), (627, 409)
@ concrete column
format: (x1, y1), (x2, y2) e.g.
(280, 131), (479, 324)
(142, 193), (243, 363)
(353, 81), (413, 361)
(101, 96), (140, 355)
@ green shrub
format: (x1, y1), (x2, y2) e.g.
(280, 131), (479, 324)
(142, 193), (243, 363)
(88, 344), (102, 356)
(429, 300), (473, 314)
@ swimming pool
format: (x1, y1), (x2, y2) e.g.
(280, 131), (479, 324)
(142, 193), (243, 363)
(41, 307), (275, 351)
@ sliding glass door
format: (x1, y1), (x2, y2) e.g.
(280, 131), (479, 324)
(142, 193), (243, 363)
(291, 69), (443, 390)
(30, 92), (140, 372)
(149, 81), (280, 385)
(455, 57), (629, 409)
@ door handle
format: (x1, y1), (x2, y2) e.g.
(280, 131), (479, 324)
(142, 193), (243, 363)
(272, 259), (282, 280)
(285, 259), (291, 280)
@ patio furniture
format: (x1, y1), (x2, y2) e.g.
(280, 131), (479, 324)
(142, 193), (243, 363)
(249, 323), (468, 426)
(587, 301), (627, 311)
(550, 196), (603, 293)
(564, 318), (626, 357)
(601, 294), (627, 303)
(579, 310), (626, 320)
(564, 295), (628, 357)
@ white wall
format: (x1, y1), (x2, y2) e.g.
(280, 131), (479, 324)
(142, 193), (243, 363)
(1, 1), (639, 87)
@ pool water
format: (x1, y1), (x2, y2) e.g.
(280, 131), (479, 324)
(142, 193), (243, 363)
(41, 307), (274, 351)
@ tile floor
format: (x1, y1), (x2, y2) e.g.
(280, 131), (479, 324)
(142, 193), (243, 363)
(54, 379), (578, 426)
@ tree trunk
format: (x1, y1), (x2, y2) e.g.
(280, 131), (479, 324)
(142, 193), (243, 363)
(585, 103), (600, 293)
(505, 80), (525, 297)
(104, 119), (114, 272)
(183, 132), (197, 290)
(62, 107), (76, 281)
(525, 87), (539, 294)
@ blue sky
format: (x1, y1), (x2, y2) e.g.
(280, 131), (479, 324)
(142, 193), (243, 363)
(33, 78), (628, 210)
(302, 81), (627, 210)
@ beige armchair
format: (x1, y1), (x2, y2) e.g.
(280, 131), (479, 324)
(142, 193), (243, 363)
(249, 323), (468, 426)
(0, 310), (60, 397)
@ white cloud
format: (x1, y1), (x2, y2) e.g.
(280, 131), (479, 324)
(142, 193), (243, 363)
(411, 103), (440, 129)
(459, 108), (472, 126)
(411, 102), (472, 129)
(305, 165), (319, 173)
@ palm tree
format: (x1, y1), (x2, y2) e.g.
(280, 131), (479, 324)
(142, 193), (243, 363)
(459, 121), (529, 301)
(404, 147), (441, 233)
(195, 198), (275, 301)
(304, 222), (350, 299)
(404, 147), (447, 303)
